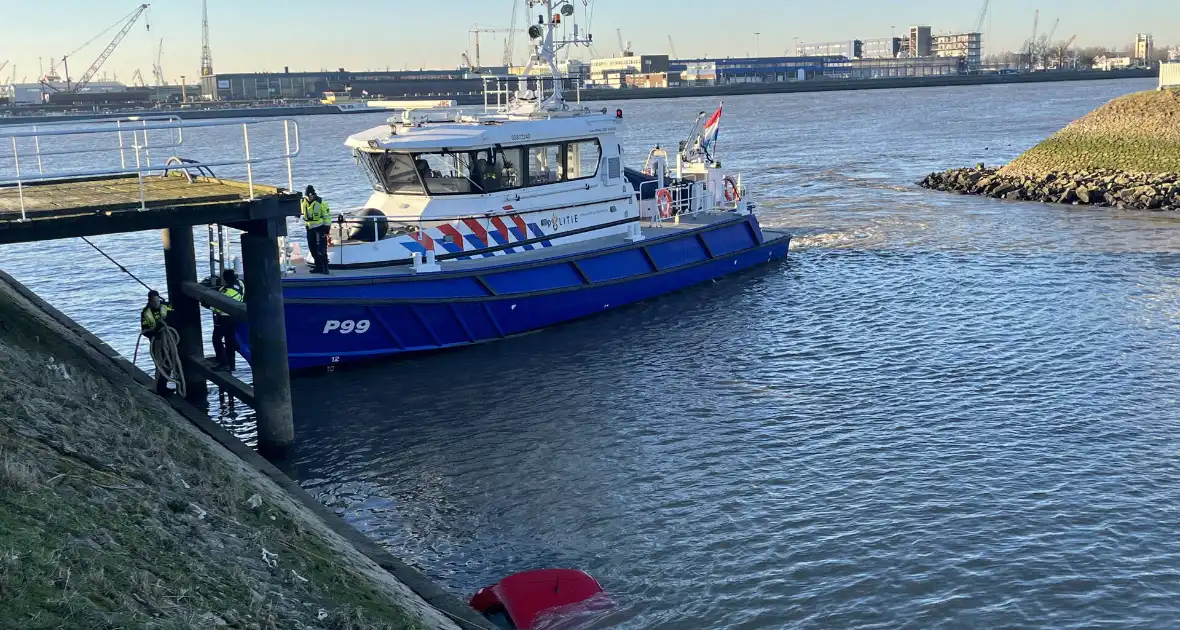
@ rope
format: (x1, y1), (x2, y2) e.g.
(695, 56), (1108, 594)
(77, 236), (181, 396)
(149, 323), (186, 398)
(80, 236), (153, 292)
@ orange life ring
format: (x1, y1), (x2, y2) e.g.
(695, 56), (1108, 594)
(656, 188), (673, 219)
(724, 176), (740, 202)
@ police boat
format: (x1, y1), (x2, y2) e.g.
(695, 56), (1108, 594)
(237, 0), (792, 371)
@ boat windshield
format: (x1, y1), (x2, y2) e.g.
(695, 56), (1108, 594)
(355, 149), (505, 196)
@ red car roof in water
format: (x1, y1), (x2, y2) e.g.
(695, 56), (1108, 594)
(471, 569), (603, 630)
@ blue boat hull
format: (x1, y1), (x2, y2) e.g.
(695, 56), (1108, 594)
(238, 215), (790, 371)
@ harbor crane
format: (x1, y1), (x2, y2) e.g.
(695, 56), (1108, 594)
(973, 0), (990, 33)
(1027, 9), (1039, 70)
(152, 38), (165, 86)
(470, 25), (525, 71)
(616, 29), (632, 56)
(1045, 18), (1060, 44)
(61, 3), (150, 92)
(504, 0), (519, 67)
(0, 60), (8, 80)
(668, 35), (678, 59)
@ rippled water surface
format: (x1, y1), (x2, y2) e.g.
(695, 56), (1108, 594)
(7, 78), (1180, 629)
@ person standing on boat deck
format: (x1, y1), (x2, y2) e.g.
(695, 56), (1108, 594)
(211, 268), (244, 371)
(301, 185), (332, 274)
(140, 290), (173, 397)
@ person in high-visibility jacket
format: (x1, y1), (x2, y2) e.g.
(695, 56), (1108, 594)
(301, 185), (332, 274)
(212, 268), (245, 371)
(140, 289), (173, 396)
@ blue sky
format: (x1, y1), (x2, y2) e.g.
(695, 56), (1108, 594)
(1, 0), (1175, 84)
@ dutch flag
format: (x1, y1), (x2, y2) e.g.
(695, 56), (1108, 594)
(700, 103), (722, 153)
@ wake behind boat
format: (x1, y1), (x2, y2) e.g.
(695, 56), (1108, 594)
(236, 0), (791, 371)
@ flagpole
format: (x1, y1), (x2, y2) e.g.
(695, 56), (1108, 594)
(707, 101), (717, 165)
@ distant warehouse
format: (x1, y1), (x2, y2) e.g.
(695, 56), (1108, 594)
(672, 57), (840, 86)
(199, 69), (483, 101)
(796, 41), (862, 59)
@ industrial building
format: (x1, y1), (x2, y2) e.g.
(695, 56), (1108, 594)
(1093, 55), (1133, 71)
(673, 57), (840, 85)
(862, 37), (903, 59)
(1135, 34), (1154, 63)
(587, 55), (670, 88)
(199, 70), (480, 101)
(510, 59), (589, 81)
(909, 26), (933, 57)
(0, 81), (127, 105)
(932, 32), (983, 71)
(825, 57), (963, 80)
(796, 41), (863, 59)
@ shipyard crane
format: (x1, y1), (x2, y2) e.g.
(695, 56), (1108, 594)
(152, 38), (165, 86)
(668, 35), (678, 59)
(470, 25), (525, 71)
(131, 68), (147, 87)
(1028, 9), (1039, 70)
(200, 0), (214, 77)
(0, 61), (7, 77)
(62, 3), (151, 92)
(616, 29), (632, 56)
(973, 0), (990, 33)
(504, 0), (520, 67)
(1045, 18), (1060, 44)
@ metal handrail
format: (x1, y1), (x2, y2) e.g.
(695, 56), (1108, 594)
(1, 118), (300, 220)
(0, 115), (184, 170)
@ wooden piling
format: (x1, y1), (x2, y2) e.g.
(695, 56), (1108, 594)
(162, 225), (209, 403)
(240, 217), (294, 453)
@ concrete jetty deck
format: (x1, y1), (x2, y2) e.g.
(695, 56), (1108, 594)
(0, 173), (298, 243)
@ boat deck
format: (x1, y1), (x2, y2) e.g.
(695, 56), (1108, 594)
(0, 173), (300, 244)
(289, 213), (785, 280)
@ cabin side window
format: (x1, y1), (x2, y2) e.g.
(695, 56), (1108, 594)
(356, 150), (426, 195)
(527, 145), (564, 186)
(495, 147), (525, 190)
(566, 140), (602, 180)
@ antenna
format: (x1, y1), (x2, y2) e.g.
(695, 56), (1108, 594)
(515, 0), (591, 110)
(200, 0), (214, 77)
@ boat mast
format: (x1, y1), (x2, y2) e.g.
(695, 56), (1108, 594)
(518, 0), (590, 110)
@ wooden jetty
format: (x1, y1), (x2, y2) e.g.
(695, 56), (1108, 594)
(0, 117), (302, 453)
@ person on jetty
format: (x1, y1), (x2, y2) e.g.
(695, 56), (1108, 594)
(301, 185), (332, 274)
(212, 268), (244, 371)
(140, 290), (174, 397)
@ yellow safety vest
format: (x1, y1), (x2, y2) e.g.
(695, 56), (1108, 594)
(141, 304), (172, 335)
(301, 198), (331, 229)
(213, 282), (245, 316)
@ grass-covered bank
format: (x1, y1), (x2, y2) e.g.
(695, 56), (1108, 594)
(920, 89), (1180, 210)
(0, 280), (460, 629)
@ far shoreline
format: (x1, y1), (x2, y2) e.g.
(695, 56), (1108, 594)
(0, 68), (1157, 127)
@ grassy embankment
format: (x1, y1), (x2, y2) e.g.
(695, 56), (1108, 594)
(921, 89), (1180, 210)
(0, 281), (458, 630)
(1000, 89), (1180, 177)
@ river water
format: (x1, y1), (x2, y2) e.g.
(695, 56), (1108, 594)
(6, 78), (1180, 629)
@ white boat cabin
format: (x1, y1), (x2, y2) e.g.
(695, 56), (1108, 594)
(327, 108), (637, 269)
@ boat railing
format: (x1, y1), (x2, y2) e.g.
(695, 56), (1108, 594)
(0, 117), (300, 220)
(637, 179), (715, 224)
(481, 75), (583, 113)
